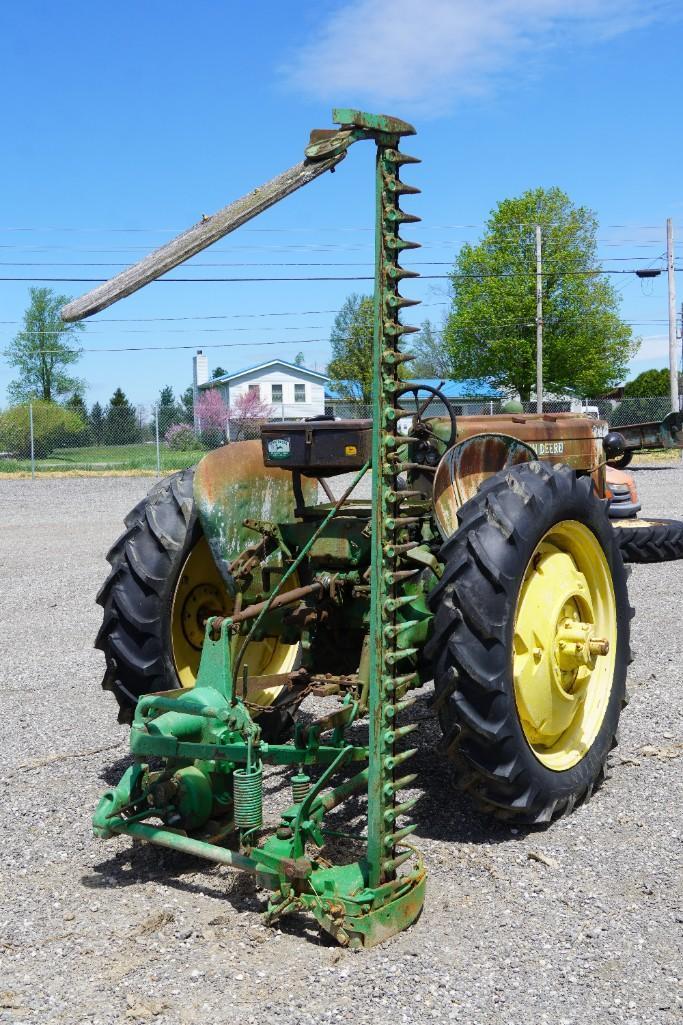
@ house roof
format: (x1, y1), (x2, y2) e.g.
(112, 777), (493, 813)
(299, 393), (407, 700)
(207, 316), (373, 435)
(200, 359), (329, 388)
(325, 378), (503, 400)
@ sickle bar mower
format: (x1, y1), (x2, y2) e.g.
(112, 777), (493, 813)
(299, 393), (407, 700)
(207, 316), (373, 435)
(86, 111), (428, 947)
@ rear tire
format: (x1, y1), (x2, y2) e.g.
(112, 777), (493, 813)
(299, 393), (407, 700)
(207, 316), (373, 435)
(426, 462), (632, 824)
(614, 517), (683, 563)
(95, 467), (301, 739)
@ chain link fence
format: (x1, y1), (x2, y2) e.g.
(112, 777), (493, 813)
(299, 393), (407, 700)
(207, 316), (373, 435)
(0, 396), (678, 477)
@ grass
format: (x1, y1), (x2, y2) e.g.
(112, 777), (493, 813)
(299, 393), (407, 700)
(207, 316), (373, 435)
(0, 440), (680, 479)
(631, 449), (683, 465)
(0, 442), (206, 476)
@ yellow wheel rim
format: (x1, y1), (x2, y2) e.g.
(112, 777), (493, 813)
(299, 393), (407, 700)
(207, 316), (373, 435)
(512, 520), (617, 771)
(171, 536), (300, 708)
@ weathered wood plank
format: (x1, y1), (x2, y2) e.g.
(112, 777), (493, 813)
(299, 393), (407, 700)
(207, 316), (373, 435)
(60, 154), (345, 322)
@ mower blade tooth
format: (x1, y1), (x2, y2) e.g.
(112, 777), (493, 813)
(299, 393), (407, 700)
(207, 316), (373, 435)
(384, 747), (418, 770)
(382, 850), (414, 873)
(384, 235), (421, 252)
(384, 208), (422, 225)
(384, 823), (418, 848)
(387, 265), (421, 281)
(386, 294), (421, 310)
(384, 321), (420, 335)
(384, 797), (419, 822)
(392, 772), (418, 791)
(387, 723), (419, 742)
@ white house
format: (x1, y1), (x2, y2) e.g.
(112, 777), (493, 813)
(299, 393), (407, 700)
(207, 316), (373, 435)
(195, 355), (329, 420)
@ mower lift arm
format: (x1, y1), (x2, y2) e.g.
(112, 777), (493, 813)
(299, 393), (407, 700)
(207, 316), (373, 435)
(60, 109), (413, 323)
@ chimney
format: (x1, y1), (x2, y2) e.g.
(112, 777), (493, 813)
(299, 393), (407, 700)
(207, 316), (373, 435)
(193, 349), (209, 404)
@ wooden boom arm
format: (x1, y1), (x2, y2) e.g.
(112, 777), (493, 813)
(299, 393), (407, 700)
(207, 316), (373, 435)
(60, 152), (344, 322)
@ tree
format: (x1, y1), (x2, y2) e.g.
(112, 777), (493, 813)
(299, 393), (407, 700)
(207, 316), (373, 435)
(293, 352), (305, 367)
(64, 392), (91, 444)
(6, 288), (84, 403)
(410, 319), (452, 377)
(179, 386), (195, 423)
(623, 368), (670, 397)
(444, 188), (639, 401)
(157, 385), (180, 435)
(230, 390), (273, 441)
(89, 401), (105, 442)
(195, 388), (228, 446)
(212, 366), (227, 380)
(327, 294), (374, 402)
(105, 388), (141, 444)
(64, 391), (88, 420)
(0, 400), (87, 457)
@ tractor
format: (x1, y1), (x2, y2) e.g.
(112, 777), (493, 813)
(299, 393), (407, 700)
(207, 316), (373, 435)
(63, 110), (656, 947)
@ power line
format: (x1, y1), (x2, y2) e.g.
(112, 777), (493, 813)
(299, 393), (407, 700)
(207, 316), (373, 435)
(0, 269), (678, 284)
(0, 338), (328, 356)
(1, 316), (671, 341)
(0, 255), (666, 268)
(0, 222), (676, 232)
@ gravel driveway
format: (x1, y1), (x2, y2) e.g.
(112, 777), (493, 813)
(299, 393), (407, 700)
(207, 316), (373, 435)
(1, 465), (682, 1025)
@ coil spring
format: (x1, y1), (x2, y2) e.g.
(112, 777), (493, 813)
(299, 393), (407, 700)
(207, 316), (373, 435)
(233, 764), (263, 829)
(291, 772), (311, 804)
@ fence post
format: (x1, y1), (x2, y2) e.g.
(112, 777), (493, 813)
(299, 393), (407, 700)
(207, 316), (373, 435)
(29, 402), (35, 480)
(154, 406), (161, 476)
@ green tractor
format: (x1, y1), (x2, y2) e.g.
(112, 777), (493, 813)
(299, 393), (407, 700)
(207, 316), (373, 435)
(66, 111), (633, 947)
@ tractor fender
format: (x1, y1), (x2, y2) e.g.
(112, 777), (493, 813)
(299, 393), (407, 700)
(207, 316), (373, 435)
(432, 433), (537, 540)
(193, 440), (316, 591)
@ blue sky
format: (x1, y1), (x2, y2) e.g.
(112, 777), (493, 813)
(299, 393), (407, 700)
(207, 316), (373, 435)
(0, 1), (681, 411)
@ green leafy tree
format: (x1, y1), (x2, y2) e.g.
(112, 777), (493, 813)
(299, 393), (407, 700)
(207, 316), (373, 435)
(105, 388), (141, 444)
(0, 400), (86, 458)
(327, 294), (374, 402)
(293, 352), (305, 367)
(6, 288), (84, 402)
(64, 392), (91, 444)
(623, 368), (670, 397)
(444, 188), (638, 401)
(180, 386), (195, 423)
(212, 367), (227, 380)
(410, 319), (452, 377)
(157, 385), (180, 435)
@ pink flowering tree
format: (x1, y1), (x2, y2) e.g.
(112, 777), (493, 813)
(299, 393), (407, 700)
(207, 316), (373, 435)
(195, 388), (228, 446)
(230, 390), (273, 440)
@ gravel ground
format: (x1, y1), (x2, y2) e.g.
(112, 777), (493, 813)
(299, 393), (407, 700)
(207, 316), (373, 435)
(1, 465), (682, 1025)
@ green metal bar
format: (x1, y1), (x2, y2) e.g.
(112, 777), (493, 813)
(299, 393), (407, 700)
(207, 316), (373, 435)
(129, 729), (368, 765)
(107, 820), (278, 887)
(367, 143), (388, 888)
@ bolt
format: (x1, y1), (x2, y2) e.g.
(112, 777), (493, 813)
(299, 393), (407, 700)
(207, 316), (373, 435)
(533, 647), (542, 663)
(589, 638), (610, 656)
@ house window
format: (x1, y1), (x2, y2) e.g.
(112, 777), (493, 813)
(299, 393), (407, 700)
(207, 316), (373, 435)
(294, 383), (306, 403)
(271, 383), (283, 403)
(248, 384), (260, 398)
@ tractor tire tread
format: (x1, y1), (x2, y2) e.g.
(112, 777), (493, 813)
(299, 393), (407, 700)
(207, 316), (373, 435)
(614, 517), (683, 564)
(427, 461), (631, 825)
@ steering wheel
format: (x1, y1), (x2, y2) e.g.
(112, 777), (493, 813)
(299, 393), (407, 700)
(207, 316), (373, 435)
(394, 382), (457, 464)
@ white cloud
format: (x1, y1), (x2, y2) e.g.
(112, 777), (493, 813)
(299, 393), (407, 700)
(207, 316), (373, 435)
(283, 0), (676, 114)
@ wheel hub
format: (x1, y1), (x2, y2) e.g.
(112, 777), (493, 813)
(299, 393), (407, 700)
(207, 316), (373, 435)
(512, 523), (617, 770)
(181, 582), (226, 649)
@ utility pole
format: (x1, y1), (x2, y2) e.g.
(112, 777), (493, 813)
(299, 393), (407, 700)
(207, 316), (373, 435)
(667, 218), (678, 411)
(535, 225), (543, 413)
